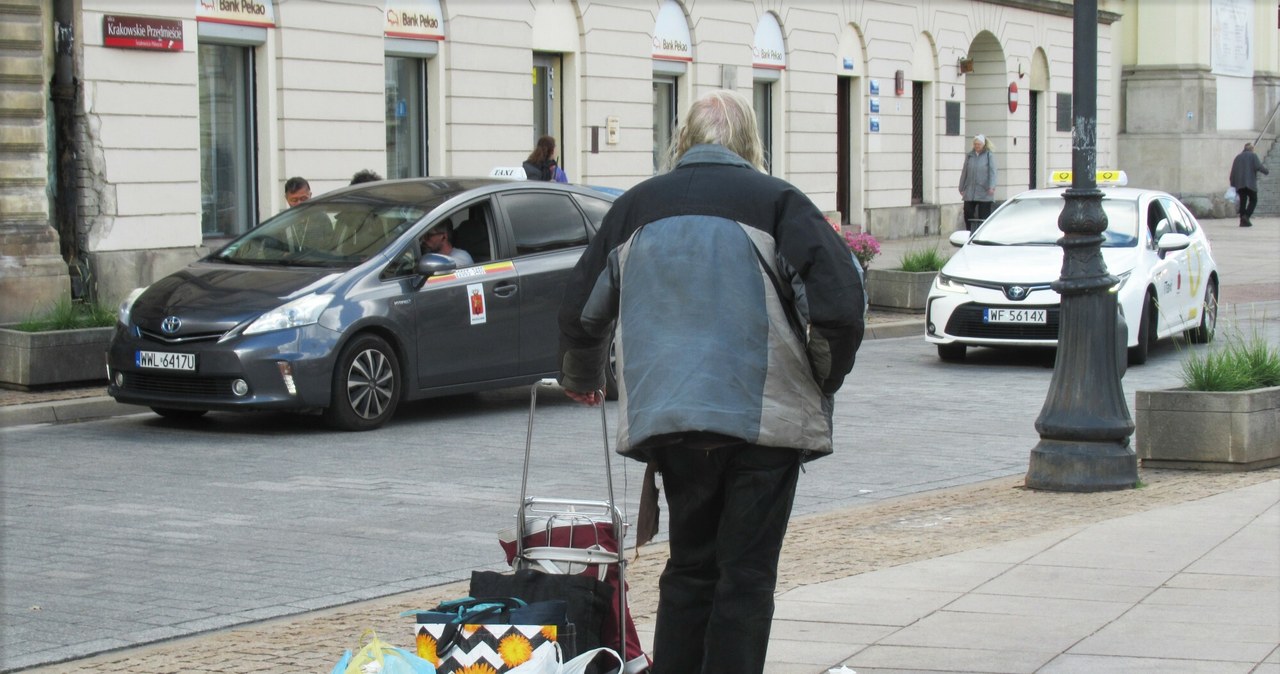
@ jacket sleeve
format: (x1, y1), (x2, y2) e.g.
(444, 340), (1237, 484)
(557, 197), (628, 393)
(959, 156), (968, 192)
(774, 189), (865, 395)
(986, 152), (998, 191)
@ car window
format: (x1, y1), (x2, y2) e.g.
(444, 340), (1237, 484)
(972, 196), (1138, 248)
(216, 201), (425, 267)
(380, 201), (496, 280)
(445, 201), (495, 263)
(1170, 200), (1199, 235)
(572, 193), (613, 230)
(501, 192), (590, 255)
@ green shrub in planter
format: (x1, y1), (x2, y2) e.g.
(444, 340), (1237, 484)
(898, 247), (949, 272)
(12, 298), (115, 332)
(1180, 334), (1280, 392)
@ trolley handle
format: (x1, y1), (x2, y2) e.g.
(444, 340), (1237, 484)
(518, 379), (615, 536)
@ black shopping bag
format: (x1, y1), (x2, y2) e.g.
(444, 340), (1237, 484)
(470, 568), (612, 660)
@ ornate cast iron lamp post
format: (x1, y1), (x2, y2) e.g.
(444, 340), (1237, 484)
(1025, 0), (1137, 492)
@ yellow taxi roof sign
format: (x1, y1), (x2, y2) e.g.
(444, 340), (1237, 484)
(1047, 170), (1127, 187)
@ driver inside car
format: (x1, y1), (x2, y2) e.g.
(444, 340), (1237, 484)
(420, 225), (473, 266)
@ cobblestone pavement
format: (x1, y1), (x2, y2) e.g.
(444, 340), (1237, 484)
(21, 467), (1276, 674)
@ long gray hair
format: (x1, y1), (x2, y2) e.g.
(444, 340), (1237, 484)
(663, 89), (765, 172)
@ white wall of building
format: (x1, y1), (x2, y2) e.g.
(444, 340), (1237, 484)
(73, 0), (1113, 301)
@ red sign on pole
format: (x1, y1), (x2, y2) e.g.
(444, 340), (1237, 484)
(103, 15), (184, 52)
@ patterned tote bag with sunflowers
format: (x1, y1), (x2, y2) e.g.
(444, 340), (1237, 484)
(411, 598), (569, 674)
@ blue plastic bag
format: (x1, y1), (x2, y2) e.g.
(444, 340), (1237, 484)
(332, 630), (435, 674)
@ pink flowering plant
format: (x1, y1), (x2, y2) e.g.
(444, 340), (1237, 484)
(844, 231), (880, 269)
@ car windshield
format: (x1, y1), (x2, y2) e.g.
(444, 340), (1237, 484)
(212, 199), (434, 267)
(972, 196), (1139, 248)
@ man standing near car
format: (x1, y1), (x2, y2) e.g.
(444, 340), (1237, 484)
(557, 90), (864, 674)
(284, 176), (311, 208)
(1229, 142), (1269, 227)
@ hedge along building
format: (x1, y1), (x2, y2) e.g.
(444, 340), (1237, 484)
(2, 0), (1122, 322)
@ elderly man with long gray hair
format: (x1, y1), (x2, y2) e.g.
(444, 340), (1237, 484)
(557, 89), (865, 673)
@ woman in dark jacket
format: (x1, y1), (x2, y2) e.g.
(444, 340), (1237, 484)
(522, 135), (559, 181)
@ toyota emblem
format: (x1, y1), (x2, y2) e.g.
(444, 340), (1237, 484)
(1006, 285), (1028, 301)
(161, 316), (182, 334)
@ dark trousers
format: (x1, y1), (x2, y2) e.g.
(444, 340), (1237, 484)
(650, 442), (801, 674)
(963, 200), (993, 230)
(1237, 187), (1258, 219)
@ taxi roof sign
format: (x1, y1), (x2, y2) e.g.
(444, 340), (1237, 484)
(488, 166), (527, 180)
(1047, 169), (1127, 187)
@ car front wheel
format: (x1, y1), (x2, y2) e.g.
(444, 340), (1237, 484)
(325, 334), (400, 431)
(1127, 293), (1155, 366)
(1188, 278), (1218, 344)
(604, 328), (619, 401)
(151, 407), (208, 421)
(937, 343), (966, 362)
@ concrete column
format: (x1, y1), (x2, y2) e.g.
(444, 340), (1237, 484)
(0, 0), (71, 322)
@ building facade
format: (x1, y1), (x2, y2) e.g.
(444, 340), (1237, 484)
(0, 0), (1174, 321)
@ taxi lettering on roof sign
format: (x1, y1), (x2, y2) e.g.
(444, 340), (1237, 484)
(1047, 170), (1128, 187)
(489, 166), (527, 180)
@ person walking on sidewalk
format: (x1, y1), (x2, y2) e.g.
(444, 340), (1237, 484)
(1229, 142), (1269, 227)
(557, 89), (865, 674)
(959, 134), (998, 231)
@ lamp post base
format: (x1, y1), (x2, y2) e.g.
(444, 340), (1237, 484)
(1026, 439), (1138, 492)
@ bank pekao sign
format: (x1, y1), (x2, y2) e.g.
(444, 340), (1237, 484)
(386, 0), (445, 40)
(104, 15), (184, 51)
(752, 13), (785, 70)
(652, 0), (691, 62)
(195, 0), (275, 27)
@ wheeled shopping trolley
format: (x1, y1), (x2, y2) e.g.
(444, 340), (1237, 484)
(497, 378), (647, 673)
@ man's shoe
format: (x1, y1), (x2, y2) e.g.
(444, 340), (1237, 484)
(1241, 218), (1253, 227)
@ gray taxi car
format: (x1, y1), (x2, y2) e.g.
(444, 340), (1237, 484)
(107, 178), (616, 430)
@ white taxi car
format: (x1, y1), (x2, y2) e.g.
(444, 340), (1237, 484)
(925, 173), (1219, 364)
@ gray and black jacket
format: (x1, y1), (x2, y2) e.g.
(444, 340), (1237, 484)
(558, 144), (865, 461)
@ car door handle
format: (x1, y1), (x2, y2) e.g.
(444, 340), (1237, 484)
(493, 282), (518, 298)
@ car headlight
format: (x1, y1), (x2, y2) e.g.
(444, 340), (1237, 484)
(244, 294), (333, 335)
(117, 287), (148, 326)
(1110, 271), (1132, 293)
(934, 273), (967, 293)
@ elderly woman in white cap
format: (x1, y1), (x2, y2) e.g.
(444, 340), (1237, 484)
(959, 134), (998, 231)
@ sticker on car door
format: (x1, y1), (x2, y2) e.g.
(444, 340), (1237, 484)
(468, 283), (487, 325)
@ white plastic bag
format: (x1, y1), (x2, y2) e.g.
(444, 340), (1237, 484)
(506, 643), (622, 674)
(1224, 186), (1238, 203)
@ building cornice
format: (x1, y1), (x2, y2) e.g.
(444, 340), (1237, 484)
(984, 0), (1122, 25)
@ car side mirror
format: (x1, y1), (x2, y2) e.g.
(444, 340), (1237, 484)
(411, 253), (458, 289)
(949, 230), (972, 247)
(416, 253), (457, 276)
(1156, 232), (1191, 253)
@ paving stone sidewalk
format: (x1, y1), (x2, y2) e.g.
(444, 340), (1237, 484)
(21, 467), (1277, 674)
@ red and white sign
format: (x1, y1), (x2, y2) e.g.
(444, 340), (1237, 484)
(1008, 82), (1019, 113)
(195, 0), (275, 28)
(103, 15), (184, 51)
(652, 0), (692, 62)
(752, 13), (785, 70)
(385, 0), (445, 41)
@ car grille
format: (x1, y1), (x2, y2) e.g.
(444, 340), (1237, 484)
(945, 303), (1061, 340)
(138, 328), (225, 345)
(124, 372), (235, 397)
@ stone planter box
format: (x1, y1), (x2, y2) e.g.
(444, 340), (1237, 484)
(1135, 386), (1280, 471)
(866, 268), (937, 311)
(0, 326), (112, 391)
